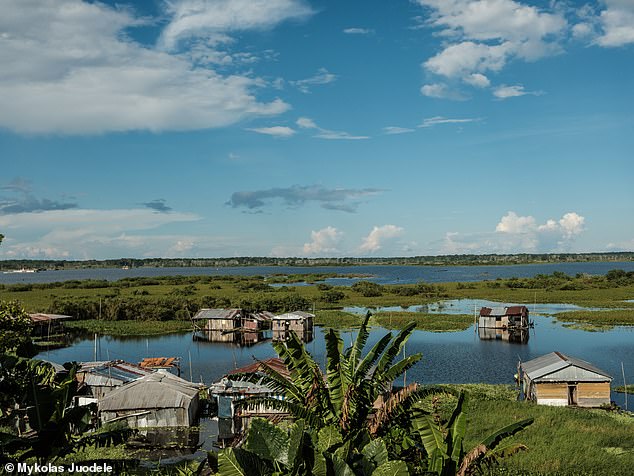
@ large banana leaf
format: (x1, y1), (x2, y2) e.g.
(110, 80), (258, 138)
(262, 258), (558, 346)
(243, 418), (289, 465)
(447, 392), (467, 464)
(218, 448), (270, 476)
(286, 419), (306, 473)
(361, 437), (389, 468)
(371, 460), (410, 476)
(325, 329), (347, 416)
(317, 425), (343, 452)
(347, 312), (372, 369)
(374, 322), (416, 378)
(412, 414), (447, 459)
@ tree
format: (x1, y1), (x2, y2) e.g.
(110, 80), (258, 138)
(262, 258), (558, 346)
(0, 300), (34, 357)
(0, 359), (132, 465)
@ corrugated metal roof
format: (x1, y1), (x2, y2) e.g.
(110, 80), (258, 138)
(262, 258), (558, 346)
(99, 373), (201, 411)
(81, 361), (155, 387)
(192, 308), (241, 320)
(521, 352), (612, 382)
(273, 311), (315, 320)
(228, 358), (290, 379)
(479, 306), (528, 317)
(139, 357), (179, 369)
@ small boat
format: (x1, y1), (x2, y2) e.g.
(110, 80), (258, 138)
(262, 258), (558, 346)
(3, 268), (38, 274)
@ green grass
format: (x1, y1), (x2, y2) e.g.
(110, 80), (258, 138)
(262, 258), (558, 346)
(555, 309), (634, 327)
(314, 310), (365, 328)
(437, 384), (634, 476)
(3, 271), (634, 332)
(65, 319), (193, 336)
(374, 311), (473, 332)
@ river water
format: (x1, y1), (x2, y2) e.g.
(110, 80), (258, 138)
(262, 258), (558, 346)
(41, 305), (633, 409)
(4, 261), (634, 285)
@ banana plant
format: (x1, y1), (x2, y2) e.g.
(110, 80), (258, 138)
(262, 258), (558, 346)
(411, 391), (533, 476)
(214, 418), (409, 476)
(232, 312), (424, 443)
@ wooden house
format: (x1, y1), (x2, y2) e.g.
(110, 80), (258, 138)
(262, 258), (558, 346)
(192, 309), (272, 333)
(479, 305), (528, 329)
(192, 308), (241, 332)
(272, 311), (314, 342)
(209, 358), (291, 440)
(520, 352), (612, 407)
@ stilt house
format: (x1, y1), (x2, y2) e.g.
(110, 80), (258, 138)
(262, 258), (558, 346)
(479, 305), (528, 329)
(272, 311), (314, 341)
(520, 352), (612, 407)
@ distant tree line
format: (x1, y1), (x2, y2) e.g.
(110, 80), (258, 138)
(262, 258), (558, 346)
(1, 252), (633, 270)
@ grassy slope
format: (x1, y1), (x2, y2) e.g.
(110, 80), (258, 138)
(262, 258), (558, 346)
(439, 385), (634, 476)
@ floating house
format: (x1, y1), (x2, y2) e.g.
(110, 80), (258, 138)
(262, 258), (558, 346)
(192, 308), (242, 332)
(76, 360), (155, 400)
(209, 358), (290, 440)
(479, 305), (529, 329)
(192, 308), (272, 333)
(272, 311), (314, 342)
(520, 352), (612, 407)
(99, 372), (201, 428)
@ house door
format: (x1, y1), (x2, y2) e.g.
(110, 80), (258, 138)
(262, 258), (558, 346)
(567, 385), (578, 405)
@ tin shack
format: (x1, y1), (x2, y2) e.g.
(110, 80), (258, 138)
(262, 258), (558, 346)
(99, 372), (201, 428)
(520, 352), (612, 407)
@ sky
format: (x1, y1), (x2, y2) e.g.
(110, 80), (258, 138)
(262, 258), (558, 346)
(0, 0), (633, 259)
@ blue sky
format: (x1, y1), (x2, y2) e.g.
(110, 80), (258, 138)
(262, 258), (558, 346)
(0, 0), (633, 259)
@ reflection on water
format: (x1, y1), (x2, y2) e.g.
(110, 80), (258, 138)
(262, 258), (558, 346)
(478, 326), (529, 344)
(41, 305), (634, 428)
(193, 329), (272, 347)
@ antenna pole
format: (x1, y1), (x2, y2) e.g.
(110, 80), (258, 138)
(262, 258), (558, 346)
(622, 362), (628, 411)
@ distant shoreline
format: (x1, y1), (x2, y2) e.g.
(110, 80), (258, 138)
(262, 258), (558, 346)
(1, 252), (633, 271)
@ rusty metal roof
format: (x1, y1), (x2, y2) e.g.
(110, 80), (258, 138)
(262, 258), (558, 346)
(479, 306), (528, 317)
(29, 313), (72, 323)
(521, 352), (612, 383)
(139, 357), (179, 369)
(228, 358), (290, 380)
(192, 308), (241, 320)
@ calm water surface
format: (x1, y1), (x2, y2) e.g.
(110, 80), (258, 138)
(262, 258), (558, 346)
(5, 261), (634, 285)
(41, 312), (633, 408)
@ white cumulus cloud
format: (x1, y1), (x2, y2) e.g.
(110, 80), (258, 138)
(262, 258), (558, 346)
(417, 0), (566, 96)
(303, 226), (343, 255)
(0, 0), (292, 135)
(441, 211), (586, 254)
(359, 225), (404, 253)
(595, 0), (634, 47)
(159, 0), (313, 50)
